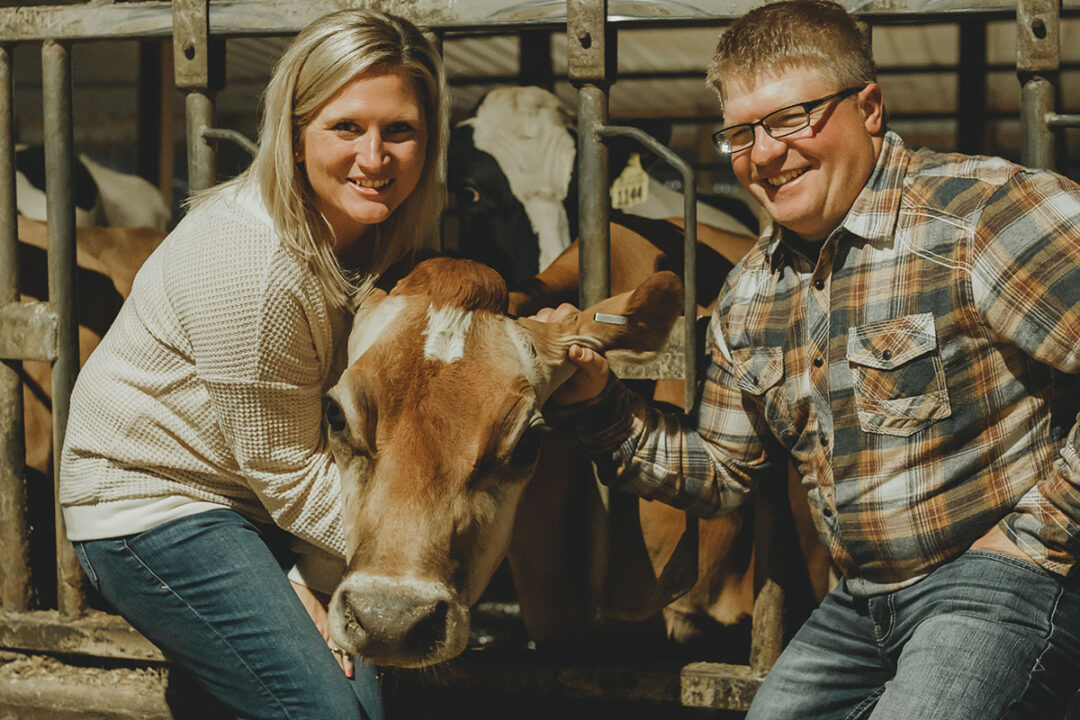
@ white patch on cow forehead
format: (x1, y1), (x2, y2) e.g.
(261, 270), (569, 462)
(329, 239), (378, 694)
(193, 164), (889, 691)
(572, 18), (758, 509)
(423, 305), (474, 363)
(348, 295), (408, 365)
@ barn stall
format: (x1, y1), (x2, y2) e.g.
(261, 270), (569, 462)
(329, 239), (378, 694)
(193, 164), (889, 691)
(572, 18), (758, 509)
(1, 0), (1079, 718)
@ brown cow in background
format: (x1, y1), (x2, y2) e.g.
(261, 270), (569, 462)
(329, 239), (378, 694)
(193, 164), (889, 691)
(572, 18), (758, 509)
(505, 217), (832, 662)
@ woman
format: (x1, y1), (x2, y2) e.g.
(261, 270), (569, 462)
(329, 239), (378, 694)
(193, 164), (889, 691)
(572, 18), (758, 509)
(58, 10), (447, 719)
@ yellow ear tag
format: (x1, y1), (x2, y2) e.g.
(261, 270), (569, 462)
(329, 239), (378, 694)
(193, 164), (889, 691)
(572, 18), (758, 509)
(610, 152), (649, 210)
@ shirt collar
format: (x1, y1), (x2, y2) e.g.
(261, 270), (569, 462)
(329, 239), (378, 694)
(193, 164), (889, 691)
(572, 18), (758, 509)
(762, 130), (910, 268)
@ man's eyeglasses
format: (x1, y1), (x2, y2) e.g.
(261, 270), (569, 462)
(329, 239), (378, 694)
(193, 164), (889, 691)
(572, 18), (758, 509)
(712, 86), (864, 155)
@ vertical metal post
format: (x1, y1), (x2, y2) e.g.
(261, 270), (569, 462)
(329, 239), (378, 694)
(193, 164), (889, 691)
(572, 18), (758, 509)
(174, 0), (217, 192)
(748, 470), (785, 676)
(568, 0), (611, 309)
(185, 92), (215, 191)
(957, 20), (987, 155)
(1017, 0), (1061, 170)
(576, 87), (610, 307)
(42, 38), (84, 618)
(520, 29), (554, 91)
(0, 42), (31, 613)
(568, 0), (612, 625)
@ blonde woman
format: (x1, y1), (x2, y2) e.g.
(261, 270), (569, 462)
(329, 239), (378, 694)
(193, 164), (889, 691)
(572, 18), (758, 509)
(59, 10), (447, 719)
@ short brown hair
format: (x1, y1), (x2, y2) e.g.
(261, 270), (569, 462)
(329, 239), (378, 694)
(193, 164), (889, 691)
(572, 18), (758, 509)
(706, 0), (875, 114)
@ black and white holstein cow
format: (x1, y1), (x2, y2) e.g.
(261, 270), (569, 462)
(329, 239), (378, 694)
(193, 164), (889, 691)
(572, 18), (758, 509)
(16, 144), (171, 231)
(448, 86), (756, 285)
(325, 257), (682, 667)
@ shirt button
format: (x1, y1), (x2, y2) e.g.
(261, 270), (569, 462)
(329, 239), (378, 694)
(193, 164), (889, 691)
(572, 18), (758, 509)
(882, 349), (892, 361)
(813, 356), (824, 368)
(814, 279), (825, 291)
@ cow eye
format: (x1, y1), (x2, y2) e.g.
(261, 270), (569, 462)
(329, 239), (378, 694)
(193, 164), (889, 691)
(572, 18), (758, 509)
(461, 186), (481, 205)
(510, 425), (547, 467)
(324, 397), (347, 434)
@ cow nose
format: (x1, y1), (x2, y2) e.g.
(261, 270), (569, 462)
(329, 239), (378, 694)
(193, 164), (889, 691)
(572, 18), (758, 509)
(331, 574), (467, 667)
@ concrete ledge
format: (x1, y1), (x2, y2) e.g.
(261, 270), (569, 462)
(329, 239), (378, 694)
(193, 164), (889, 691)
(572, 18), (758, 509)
(0, 652), (170, 720)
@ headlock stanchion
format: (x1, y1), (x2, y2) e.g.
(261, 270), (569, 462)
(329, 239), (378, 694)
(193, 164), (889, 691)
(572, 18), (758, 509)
(0, 1), (1076, 715)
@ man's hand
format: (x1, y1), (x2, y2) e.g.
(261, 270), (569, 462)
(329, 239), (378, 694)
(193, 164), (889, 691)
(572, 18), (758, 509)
(530, 303), (610, 406)
(970, 524), (1033, 564)
(290, 580), (353, 678)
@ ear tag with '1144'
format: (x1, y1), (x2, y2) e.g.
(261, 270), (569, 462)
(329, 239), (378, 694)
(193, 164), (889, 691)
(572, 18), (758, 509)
(610, 153), (649, 210)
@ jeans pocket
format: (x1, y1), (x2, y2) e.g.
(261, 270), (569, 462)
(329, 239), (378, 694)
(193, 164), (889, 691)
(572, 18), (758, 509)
(966, 549), (1060, 581)
(73, 542), (101, 591)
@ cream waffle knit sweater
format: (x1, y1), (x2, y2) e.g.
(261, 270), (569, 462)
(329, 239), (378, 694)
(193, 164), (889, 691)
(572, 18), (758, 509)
(59, 182), (350, 560)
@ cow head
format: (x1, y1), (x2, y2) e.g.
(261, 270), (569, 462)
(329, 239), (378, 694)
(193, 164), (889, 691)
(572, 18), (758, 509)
(449, 87), (578, 285)
(326, 257), (680, 667)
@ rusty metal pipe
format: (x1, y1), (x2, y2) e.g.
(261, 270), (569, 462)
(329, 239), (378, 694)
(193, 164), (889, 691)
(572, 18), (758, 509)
(43, 38), (84, 618)
(0, 42), (31, 613)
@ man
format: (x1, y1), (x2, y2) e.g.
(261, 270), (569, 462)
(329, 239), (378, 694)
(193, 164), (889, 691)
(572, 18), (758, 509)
(540, 1), (1080, 716)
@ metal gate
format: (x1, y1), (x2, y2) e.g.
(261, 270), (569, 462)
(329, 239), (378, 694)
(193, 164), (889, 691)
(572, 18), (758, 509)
(0, 0), (1077, 714)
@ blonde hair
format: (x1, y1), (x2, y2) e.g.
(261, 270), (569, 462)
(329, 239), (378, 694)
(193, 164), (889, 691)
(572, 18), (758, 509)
(198, 9), (448, 309)
(706, 0), (875, 114)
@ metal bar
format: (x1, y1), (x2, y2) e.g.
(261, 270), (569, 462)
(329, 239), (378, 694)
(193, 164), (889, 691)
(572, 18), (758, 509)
(176, 0), (218, 192)
(576, 86), (611, 308)
(1047, 113), (1080, 127)
(0, 0), (570, 43)
(519, 29), (554, 90)
(185, 92), (217, 192)
(1020, 76), (1058, 169)
(0, 42), (32, 614)
(6, 0), (1080, 42)
(42, 39), (84, 618)
(568, 0), (611, 628)
(0, 301), (58, 363)
(748, 475), (785, 677)
(1017, 0), (1061, 170)
(957, 19), (988, 154)
(202, 127), (258, 158)
(596, 124), (698, 410)
(136, 40), (164, 187)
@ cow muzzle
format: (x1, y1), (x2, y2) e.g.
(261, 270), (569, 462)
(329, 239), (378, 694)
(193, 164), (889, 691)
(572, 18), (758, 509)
(329, 573), (470, 668)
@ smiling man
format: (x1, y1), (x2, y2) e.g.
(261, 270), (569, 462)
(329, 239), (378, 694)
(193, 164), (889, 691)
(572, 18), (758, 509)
(539, 1), (1080, 717)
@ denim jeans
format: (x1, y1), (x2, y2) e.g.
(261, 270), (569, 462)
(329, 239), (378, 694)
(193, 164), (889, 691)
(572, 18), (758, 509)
(74, 509), (383, 720)
(746, 549), (1080, 720)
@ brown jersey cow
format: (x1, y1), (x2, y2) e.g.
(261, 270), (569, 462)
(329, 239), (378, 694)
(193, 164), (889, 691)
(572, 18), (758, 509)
(325, 257), (683, 667)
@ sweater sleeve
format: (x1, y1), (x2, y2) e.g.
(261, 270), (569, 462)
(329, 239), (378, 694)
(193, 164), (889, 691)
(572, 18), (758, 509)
(173, 215), (347, 558)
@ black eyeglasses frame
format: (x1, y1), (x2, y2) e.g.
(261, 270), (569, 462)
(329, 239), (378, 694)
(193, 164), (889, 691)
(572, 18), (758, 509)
(712, 86), (865, 155)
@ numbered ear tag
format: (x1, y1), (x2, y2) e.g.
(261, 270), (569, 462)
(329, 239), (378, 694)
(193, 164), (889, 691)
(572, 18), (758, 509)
(610, 153), (649, 210)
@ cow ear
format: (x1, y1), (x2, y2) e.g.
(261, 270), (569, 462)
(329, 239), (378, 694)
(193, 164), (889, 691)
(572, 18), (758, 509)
(576, 270), (682, 353)
(513, 271), (681, 403)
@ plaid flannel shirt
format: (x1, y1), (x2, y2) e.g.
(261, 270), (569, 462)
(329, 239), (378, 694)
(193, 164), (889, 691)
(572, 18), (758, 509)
(551, 131), (1080, 595)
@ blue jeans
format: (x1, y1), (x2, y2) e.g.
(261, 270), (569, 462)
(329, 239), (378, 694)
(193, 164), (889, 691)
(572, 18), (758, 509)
(747, 549), (1080, 719)
(73, 509), (383, 720)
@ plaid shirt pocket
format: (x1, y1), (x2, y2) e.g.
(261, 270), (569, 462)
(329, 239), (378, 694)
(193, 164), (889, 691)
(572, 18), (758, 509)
(732, 346), (795, 442)
(846, 312), (952, 437)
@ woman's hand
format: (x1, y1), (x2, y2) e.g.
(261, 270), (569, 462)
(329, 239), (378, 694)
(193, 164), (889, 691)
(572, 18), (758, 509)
(290, 580), (354, 678)
(530, 303), (610, 406)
